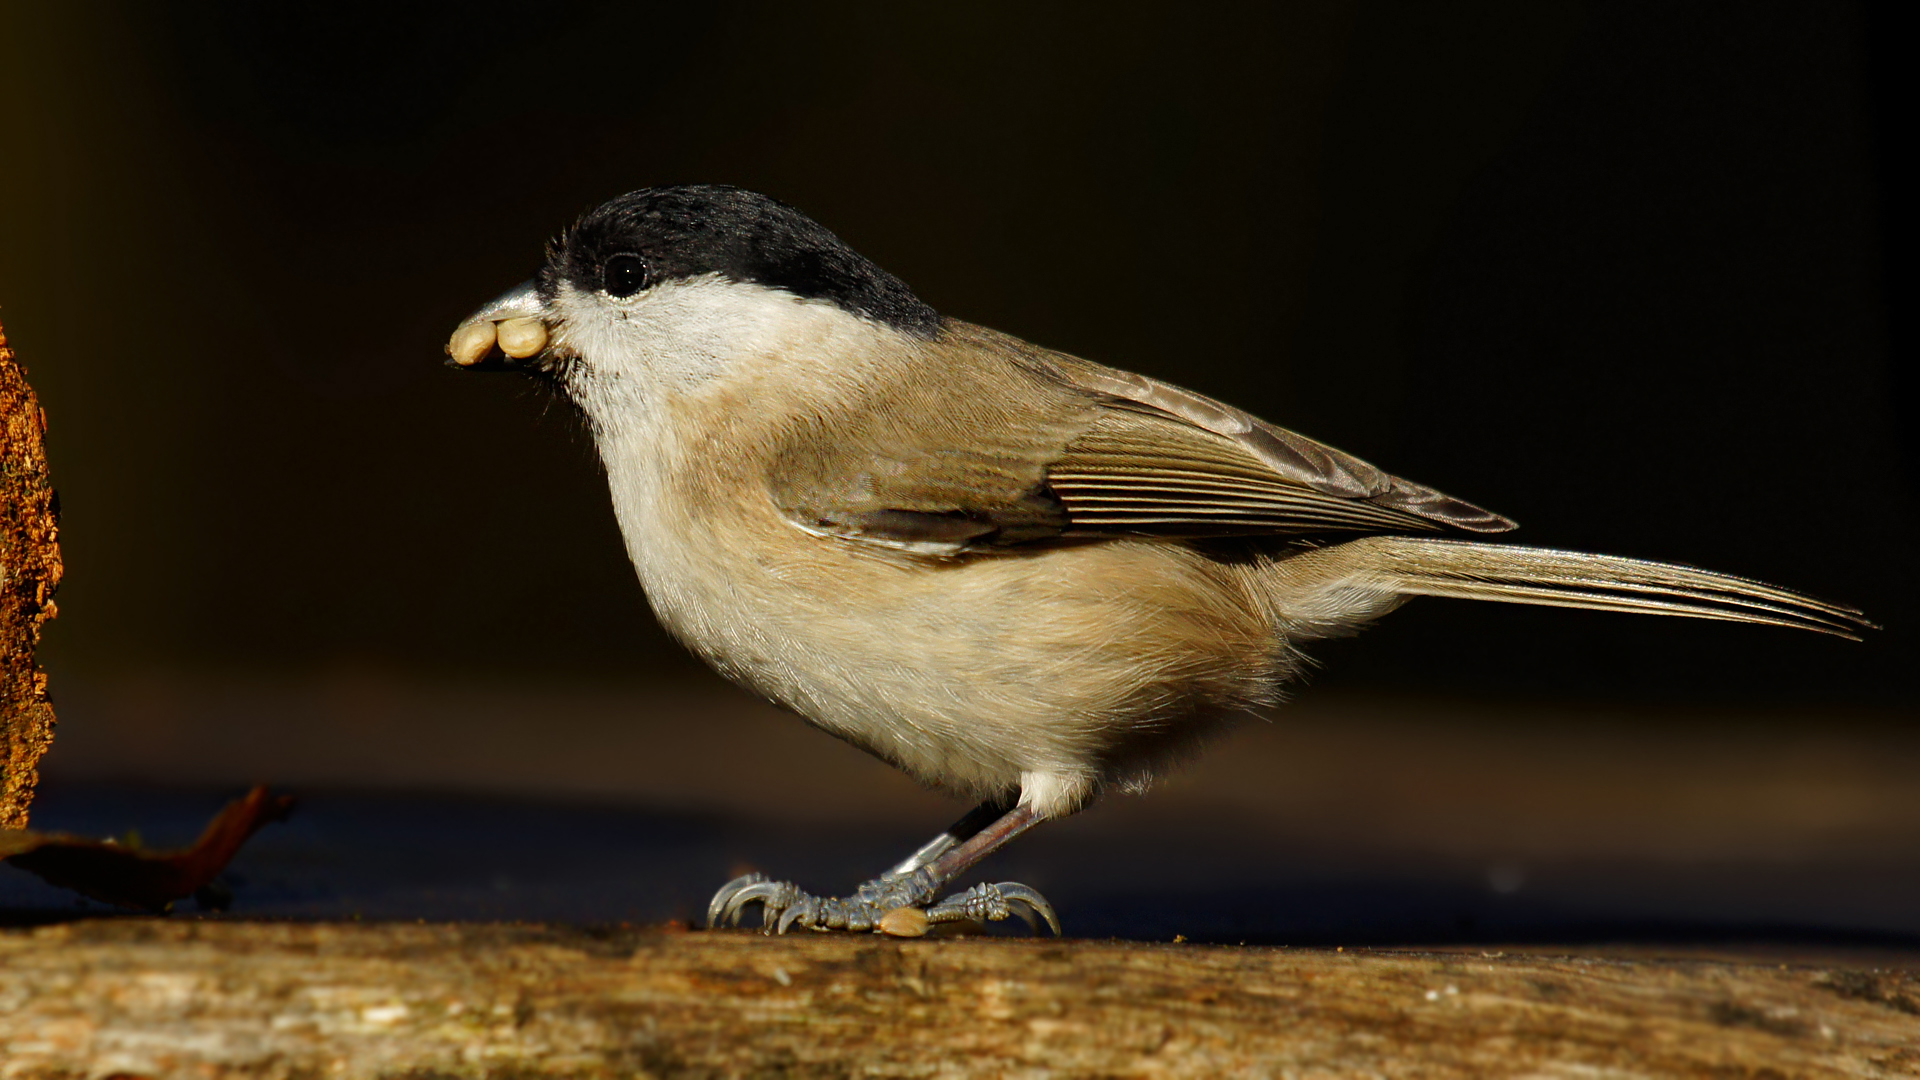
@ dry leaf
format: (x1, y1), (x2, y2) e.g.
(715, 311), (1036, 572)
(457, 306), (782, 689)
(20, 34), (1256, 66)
(0, 786), (294, 911)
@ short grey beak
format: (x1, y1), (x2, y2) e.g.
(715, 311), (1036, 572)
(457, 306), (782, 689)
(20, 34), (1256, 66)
(445, 280), (553, 369)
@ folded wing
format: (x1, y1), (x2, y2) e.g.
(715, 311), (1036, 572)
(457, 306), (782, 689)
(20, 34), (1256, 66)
(772, 322), (1514, 555)
(1042, 351), (1514, 537)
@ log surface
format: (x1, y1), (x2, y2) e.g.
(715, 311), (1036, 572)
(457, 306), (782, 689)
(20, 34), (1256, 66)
(0, 318), (61, 830)
(1, 919), (1916, 1078)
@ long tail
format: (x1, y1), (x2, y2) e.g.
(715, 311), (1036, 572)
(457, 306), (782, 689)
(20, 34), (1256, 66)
(1288, 536), (1874, 640)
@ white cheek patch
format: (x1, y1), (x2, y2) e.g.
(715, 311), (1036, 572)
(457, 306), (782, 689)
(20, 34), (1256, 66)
(553, 275), (878, 403)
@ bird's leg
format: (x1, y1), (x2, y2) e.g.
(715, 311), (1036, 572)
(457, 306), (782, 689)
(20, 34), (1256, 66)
(704, 800), (1004, 933)
(706, 800), (1061, 935)
(880, 798), (1012, 878)
(912, 802), (1061, 932)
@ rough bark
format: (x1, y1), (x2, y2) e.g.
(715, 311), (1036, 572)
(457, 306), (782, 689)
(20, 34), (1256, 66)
(0, 316), (61, 830)
(1, 920), (1915, 1078)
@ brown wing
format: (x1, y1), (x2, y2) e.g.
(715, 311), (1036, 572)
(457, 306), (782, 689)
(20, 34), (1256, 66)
(766, 336), (1092, 554)
(770, 322), (1513, 555)
(1038, 350), (1514, 535)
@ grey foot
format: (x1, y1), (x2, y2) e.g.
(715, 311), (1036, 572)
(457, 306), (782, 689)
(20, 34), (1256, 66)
(706, 872), (1061, 936)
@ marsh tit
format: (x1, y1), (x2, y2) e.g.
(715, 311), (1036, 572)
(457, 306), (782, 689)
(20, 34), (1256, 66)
(448, 184), (1870, 936)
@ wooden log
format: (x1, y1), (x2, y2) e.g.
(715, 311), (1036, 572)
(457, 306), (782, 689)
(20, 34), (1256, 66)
(1, 920), (1915, 1076)
(0, 316), (61, 830)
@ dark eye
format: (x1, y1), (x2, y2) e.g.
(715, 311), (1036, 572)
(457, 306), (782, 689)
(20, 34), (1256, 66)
(603, 253), (647, 298)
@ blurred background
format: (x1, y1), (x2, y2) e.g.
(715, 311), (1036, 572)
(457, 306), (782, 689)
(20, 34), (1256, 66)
(0, 1), (1914, 945)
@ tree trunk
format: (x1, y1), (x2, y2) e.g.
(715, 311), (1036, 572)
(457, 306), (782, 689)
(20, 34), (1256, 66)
(0, 316), (61, 830)
(2, 920), (1916, 1077)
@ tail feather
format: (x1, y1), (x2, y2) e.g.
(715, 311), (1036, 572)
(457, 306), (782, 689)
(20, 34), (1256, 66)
(1330, 537), (1874, 640)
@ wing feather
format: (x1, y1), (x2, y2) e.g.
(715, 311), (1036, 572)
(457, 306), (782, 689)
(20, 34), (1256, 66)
(1041, 351), (1514, 532)
(1045, 407), (1478, 536)
(771, 321), (1514, 554)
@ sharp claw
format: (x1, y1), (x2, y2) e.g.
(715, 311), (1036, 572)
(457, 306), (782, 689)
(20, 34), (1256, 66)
(1002, 898), (1040, 933)
(992, 883), (1062, 936)
(721, 881), (790, 927)
(701, 870), (1053, 937)
(923, 882), (1062, 936)
(706, 873), (767, 928)
(776, 901), (814, 935)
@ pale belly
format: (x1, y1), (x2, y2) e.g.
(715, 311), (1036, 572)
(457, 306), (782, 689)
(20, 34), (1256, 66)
(626, 498), (1289, 811)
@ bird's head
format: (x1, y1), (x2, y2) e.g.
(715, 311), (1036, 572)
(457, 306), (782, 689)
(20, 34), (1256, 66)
(445, 185), (941, 422)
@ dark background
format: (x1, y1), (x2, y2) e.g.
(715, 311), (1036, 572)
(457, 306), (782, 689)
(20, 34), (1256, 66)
(3, 1), (1918, 942)
(2, 0), (1910, 704)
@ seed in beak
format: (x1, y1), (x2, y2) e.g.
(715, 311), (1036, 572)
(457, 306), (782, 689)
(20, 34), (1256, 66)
(447, 320), (498, 367)
(496, 317), (549, 359)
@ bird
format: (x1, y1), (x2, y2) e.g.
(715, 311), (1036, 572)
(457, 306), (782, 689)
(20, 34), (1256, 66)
(446, 184), (1871, 937)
